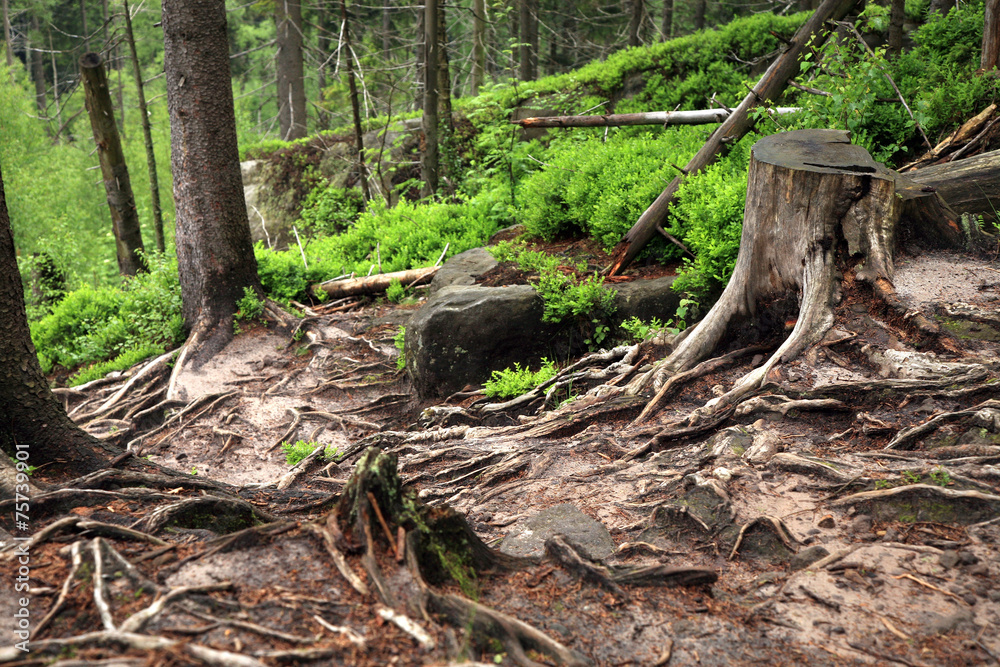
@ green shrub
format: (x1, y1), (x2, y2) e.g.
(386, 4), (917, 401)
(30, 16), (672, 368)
(298, 185), (365, 237)
(385, 278), (407, 303)
(30, 254), (185, 374)
(533, 269), (617, 324)
(620, 316), (665, 341)
(281, 439), (340, 466)
(483, 358), (558, 399)
(69, 343), (166, 387)
(394, 326), (406, 370)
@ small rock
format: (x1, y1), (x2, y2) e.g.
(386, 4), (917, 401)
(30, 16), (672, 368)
(713, 467), (733, 482)
(988, 590), (1000, 603)
(926, 608), (974, 635)
(968, 563), (989, 576)
(882, 527), (900, 542)
(939, 550), (960, 569)
(791, 545), (831, 570)
(817, 515), (836, 529)
(500, 503), (614, 561)
(958, 551), (979, 566)
(963, 593), (977, 606)
(849, 515), (873, 535)
(830, 626), (846, 634)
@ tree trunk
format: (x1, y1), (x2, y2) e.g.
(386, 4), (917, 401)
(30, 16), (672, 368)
(693, 0), (707, 31)
(313, 266), (438, 299)
(607, 0), (860, 275)
(0, 161), (116, 476)
(162, 0), (262, 369)
(122, 0), (165, 253)
(49, 28), (63, 132)
(634, 130), (961, 412)
(382, 0), (392, 61)
(30, 16), (46, 116)
(628, 0), (643, 47)
(414, 6), (424, 111)
(908, 148), (1000, 228)
(661, 0), (673, 41)
(341, 0), (371, 202)
(275, 0), (308, 141)
(421, 0), (439, 196)
(2, 0), (12, 69)
(80, 0), (91, 52)
(982, 0), (1000, 73)
(472, 0), (486, 94)
(80, 52), (146, 277)
(438, 1), (453, 131)
(518, 0), (537, 81)
(887, 0), (904, 59)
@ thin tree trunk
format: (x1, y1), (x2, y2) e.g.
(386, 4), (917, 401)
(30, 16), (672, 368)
(982, 0), (1000, 73)
(81, 0), (91, 51)
(887, 0), (904, 59)
(608, 0), (861, 275)
(30, 16), (46, 116)
(80, 52), (146, 276)
(341, 0), (371, 202)
(472, 0), (486, 94)
(162, 0), (262, 369)
(0, 161), (116, 475)
(421, 0), (439, 196)
(123, 0), (164, 253)
(661, 0), (673, 40)
(693, 0), (707, 31)
(518, 0), (537, 81)
(276, 0), (308, 140)
(438, 1), (453, 130)
(2, 0), (12, 69)
(382, 0), (392, 60)
(629, 0), (643, 47)
(514, 106), (800, 128)
(49, 28), (63, 132)
(414, 5), (424, 111)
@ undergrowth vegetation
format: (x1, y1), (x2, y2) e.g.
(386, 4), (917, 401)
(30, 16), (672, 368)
(19, 2), (997, 384)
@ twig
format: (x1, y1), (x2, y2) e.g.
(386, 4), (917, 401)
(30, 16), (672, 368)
(891, 573), (967, 603)
(366, 491), (399, 559)
(376, 606), (436, 650)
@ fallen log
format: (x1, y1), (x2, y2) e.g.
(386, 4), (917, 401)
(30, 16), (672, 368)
(605, 0), (861, 276)
(312, 265), (439, 299)
(512, 107), (800, 129)
(907, 148), (1000, 227)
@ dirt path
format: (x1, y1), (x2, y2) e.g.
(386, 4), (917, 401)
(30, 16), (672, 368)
(2, 251), (999, 666)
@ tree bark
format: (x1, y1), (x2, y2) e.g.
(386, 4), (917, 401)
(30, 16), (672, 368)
(438, 1), (453, 130)
(0, 161), (116, 475)
(80, 0), (91, 52)
(122, 0), (165, 253)
(275, 0), (308, 140)
(340, 0), (371, 202)
(421, 0), (439, 196)
(162, 0), (262, 369)
(607, 0), (860, 276)
(382, 0), (392, 61)
(693, 0), (707, 31)
(30, 16), (46, 117)
(908, 148), (1000, 228)
(514, 106), (800, 128)
(518, 0), (538, 81)
(472, 0), (486, 94)
(635, 131), (917, 408)
(629, 0), (643, 47)
(2, 0), (13, 69)
(661, 0), (673, 41)
(313, 266), (438, 299)
(80, 52), (146, 277)
(887, 0), (904, 59)
(982, 0), (1000, 73)
(414, 6), (424, 111)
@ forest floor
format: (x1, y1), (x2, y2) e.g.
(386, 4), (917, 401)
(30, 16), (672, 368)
(2, 241), (1000, 667)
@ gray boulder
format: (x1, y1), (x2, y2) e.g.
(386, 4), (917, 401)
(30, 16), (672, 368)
(428, 247), (498, 298)
(406, 285), (560, 398)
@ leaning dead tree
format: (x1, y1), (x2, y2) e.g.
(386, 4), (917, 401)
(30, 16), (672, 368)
(512, 107), (800, 129)
(80, 52), (146, 276)
(628, 129), (975, 419)
(606, 0), (861, 275)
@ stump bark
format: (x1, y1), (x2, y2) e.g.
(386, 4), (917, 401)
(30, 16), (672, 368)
(641, 129), (944, 406)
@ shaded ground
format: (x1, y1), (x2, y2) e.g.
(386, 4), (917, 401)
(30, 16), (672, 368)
(2, 246), (999, 666)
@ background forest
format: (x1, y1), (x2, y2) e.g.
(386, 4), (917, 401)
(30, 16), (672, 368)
(1, 0), (996, 384)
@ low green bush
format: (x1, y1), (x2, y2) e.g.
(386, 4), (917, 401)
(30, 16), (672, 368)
(483, 358), (557, 399)
(69, 342), (166, 387)
(281, 439), (340, 466)
(30, 253), (185, 374)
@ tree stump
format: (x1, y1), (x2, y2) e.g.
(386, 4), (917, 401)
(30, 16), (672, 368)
(641, 129), (958, 410)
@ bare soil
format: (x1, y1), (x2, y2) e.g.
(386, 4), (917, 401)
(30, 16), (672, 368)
(2, 246), (999, 667)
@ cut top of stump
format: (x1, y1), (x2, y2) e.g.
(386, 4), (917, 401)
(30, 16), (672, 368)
(751, 129), (894, 181)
